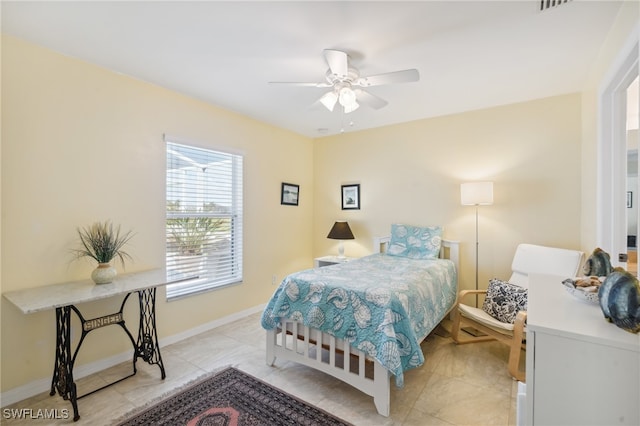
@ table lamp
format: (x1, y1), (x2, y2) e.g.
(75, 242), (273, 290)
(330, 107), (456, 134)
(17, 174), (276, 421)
(327, 221), (355, 258)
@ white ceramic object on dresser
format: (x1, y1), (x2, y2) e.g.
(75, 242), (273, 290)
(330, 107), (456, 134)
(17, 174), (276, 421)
(524, 273), (640, 426)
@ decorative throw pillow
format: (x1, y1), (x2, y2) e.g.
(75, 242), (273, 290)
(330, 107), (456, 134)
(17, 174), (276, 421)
(482, 278), (528, 324)
(386, 224), (442, 259)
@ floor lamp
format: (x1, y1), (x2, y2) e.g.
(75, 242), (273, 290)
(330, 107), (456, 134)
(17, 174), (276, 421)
(461, 181), (494, 310)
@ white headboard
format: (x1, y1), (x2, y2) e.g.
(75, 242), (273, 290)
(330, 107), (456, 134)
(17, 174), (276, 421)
(373, 235), (460, 273)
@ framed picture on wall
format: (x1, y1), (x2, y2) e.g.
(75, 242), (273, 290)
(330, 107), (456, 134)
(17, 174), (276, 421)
(628, 191), (633, 208)
(341, 184), (360, 210)
(281, 182), (299, 206)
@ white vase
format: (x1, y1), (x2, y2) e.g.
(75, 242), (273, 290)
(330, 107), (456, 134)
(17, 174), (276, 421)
(91, 263), (117, 284)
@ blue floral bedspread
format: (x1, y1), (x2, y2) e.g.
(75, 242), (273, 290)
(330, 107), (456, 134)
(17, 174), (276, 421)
(260, 253), (457, 387)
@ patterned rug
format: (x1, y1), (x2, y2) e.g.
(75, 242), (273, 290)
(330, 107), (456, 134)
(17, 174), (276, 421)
(116, 367), (352, 426)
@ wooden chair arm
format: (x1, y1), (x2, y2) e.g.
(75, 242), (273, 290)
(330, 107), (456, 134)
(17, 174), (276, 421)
(514, 310), (527, 328)
(458, 289), (487, 296)
(513, 310), (528, 343)
(457, 289), (488, 304)
(509, 309), (528, 382)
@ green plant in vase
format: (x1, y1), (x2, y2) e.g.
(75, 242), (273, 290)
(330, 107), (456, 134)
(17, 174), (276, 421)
(72, 221), (134, 284)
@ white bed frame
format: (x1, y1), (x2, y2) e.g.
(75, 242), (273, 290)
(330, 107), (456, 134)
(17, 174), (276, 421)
(266, 236), (460, 417)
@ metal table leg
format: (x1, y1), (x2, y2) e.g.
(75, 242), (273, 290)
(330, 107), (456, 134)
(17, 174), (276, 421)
(50, 306), (80, 421)
(135, 288), (166, 379)
(49, 288), (166, 421)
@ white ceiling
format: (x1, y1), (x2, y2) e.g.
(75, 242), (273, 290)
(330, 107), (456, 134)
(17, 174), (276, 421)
(1, 1), (627, 138)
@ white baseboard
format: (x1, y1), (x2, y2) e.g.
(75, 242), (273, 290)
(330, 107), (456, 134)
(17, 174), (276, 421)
(0, 304), (266, 407)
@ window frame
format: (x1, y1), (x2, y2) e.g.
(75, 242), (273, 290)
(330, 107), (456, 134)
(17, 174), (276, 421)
(164, 136), (243, 300)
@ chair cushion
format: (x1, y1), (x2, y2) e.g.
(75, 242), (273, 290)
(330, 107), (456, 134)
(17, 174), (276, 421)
(482, 278), (528, 324)
(458, 303), (515, 333)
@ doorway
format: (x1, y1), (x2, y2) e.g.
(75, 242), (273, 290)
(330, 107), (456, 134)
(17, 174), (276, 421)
(627, 77), (639, 275)
(598, 33), (639, 272)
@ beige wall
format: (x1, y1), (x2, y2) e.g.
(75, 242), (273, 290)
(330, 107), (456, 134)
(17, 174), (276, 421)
(313, 94), (584, 292)
(0, 35), (314, 392)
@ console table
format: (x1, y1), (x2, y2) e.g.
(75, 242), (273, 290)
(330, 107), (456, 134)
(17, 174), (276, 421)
(3, 269), (182, 421)
(525, 273), (640, 425)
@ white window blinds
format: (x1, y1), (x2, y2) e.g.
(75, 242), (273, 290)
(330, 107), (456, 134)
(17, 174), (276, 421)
(165, 139), (243, 299)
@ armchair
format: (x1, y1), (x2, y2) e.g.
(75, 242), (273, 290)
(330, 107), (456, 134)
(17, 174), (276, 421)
(451, 243), (584, 382)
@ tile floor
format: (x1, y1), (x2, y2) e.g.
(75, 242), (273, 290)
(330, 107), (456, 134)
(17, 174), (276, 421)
(2, 313), (521, 425)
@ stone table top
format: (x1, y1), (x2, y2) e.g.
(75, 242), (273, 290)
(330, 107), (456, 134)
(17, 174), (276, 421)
(3, 268), (174, 314)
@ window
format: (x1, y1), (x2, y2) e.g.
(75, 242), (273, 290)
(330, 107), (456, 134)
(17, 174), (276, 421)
(165, 139), (243, 299)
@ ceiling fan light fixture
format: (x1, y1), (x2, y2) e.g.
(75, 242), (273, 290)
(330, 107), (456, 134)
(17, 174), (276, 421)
(320, 91), (338, 111)
(343, 101), (360, 114)
(338, 86), (357, 107)
(338, 86), (359, 113)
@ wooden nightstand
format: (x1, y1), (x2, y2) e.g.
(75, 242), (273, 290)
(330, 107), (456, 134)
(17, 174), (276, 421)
(314, 256), (355, 267)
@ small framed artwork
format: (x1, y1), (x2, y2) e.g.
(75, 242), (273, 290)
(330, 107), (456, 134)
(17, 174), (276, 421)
(341, 184), (360, 210)
(628, 191), (633, 208)
(281, 182), (299, 206)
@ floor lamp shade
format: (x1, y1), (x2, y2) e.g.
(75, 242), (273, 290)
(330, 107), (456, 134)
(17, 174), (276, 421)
(461, 182), (494, 206)
(327, 221), (355, 257)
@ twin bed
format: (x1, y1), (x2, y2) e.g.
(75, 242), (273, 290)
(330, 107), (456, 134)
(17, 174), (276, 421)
(260, 226), (459, 416)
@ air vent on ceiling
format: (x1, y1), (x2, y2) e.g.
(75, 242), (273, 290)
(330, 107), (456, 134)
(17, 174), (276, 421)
(540, 0), (572, 11)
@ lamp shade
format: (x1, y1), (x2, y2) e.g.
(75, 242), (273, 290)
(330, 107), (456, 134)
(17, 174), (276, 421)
(327, 221), (355, 240)
(320, 91), (338, 112)
(338, 87), (357, 107)
(461, 182), (494, 206)
(342, 100), (360, 113)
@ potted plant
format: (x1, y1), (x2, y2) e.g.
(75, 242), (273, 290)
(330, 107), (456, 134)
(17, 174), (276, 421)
(71, 221), (134, 284)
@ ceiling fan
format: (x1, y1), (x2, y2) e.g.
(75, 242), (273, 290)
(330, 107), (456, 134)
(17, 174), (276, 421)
(269, 49), (420, 114)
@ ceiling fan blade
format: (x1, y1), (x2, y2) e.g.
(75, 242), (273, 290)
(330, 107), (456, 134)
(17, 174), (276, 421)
(268, 81), (332, 88)
(323, 49), (349, 79)
(354, 89), (388, 110)
(354, 69), (420, 87)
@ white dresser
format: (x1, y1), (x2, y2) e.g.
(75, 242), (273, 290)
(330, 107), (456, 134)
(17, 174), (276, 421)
(525, 273), (640, 425)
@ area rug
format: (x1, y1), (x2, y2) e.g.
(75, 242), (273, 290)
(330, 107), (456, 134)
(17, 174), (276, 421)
(116, 367), (352, 426)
